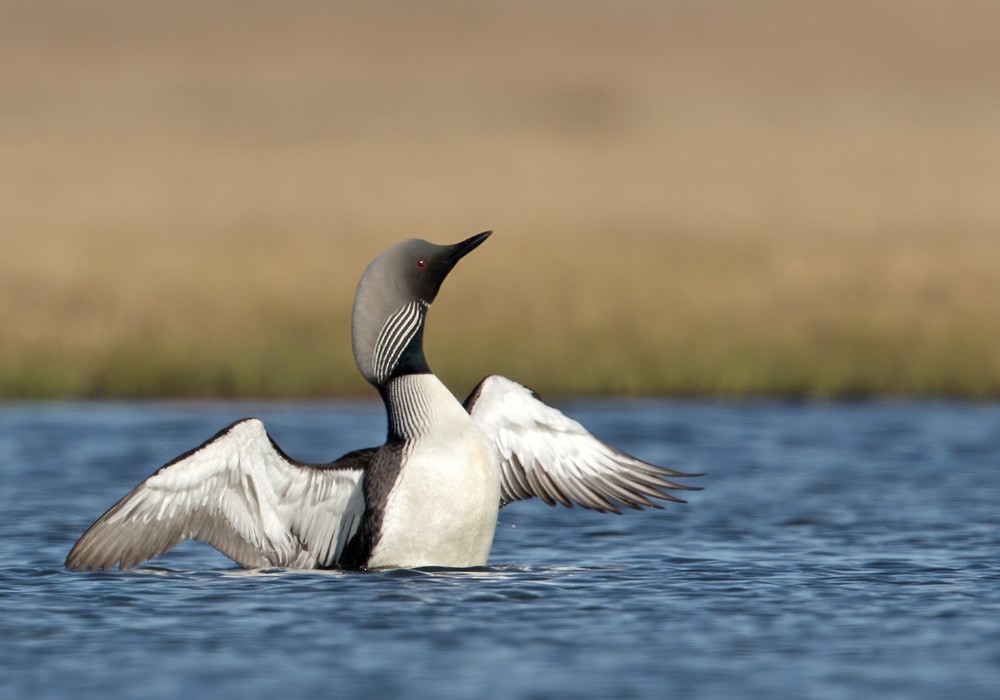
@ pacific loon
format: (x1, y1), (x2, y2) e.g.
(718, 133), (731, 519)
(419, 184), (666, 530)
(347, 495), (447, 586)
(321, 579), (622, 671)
(66, 232), (699, 571)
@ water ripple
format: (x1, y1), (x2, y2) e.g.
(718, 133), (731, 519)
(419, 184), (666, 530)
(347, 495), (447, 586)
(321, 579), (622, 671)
(2, 400), (999, 699)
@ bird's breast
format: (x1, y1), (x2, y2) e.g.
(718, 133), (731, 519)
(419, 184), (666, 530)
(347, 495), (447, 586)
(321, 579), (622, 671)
(367, 375), (501, 569)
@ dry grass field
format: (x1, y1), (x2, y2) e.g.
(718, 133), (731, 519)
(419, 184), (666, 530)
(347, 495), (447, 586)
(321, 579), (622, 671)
(2, 0), (999, 398)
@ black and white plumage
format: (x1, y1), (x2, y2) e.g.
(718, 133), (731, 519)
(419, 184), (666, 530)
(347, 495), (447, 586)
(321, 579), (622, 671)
(66, 232), (699, 572)
(66, 420), (369, 570)
(464, 375), (693, 513)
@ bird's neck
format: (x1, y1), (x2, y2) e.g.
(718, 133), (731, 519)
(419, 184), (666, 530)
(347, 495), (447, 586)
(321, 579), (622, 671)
(381, 373), (464, 441)
(388, 322), (431, 379)
(360, 300), (431, 386)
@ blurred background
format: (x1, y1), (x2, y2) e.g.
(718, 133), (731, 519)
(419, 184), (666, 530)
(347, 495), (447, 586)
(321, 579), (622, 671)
(2, 0), (998, 398)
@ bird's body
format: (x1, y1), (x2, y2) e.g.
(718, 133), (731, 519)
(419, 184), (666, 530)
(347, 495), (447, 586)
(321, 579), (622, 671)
(361, 374), (500, 569)
(66, 233), (698, 572)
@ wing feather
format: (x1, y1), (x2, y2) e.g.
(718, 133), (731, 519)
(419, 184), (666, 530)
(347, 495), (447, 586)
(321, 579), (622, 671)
(465, 375), (700, 513)
(66, 419), (368, 571)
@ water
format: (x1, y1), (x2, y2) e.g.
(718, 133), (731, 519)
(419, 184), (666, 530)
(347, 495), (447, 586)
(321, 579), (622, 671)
(1, 399), (998, 699)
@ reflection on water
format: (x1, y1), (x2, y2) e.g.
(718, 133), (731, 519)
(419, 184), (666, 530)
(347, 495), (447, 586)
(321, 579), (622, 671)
(1, 400), (999, 699)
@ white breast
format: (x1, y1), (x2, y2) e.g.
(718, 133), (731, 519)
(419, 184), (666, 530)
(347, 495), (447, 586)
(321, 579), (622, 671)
(367, 374), (501, 569)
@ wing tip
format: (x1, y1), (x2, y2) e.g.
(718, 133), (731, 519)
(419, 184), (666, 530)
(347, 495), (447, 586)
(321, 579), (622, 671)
(65, 530), (130, 572)
(64, 549), (122, 573)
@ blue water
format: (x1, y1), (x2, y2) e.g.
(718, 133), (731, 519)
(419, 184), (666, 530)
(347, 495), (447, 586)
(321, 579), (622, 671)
(1, 399), (998, 699)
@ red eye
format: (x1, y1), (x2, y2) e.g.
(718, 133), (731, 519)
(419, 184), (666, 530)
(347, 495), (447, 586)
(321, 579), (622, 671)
(416, 259), (426, 269)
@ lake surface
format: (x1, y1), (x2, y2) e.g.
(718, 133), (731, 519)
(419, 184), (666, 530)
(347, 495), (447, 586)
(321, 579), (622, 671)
(1, 399), (998, 699)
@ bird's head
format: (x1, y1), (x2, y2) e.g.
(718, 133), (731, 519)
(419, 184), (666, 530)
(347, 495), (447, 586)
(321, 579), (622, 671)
(351, 231), (491, 387)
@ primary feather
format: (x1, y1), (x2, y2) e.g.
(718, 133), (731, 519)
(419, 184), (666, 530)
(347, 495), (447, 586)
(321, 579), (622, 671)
(464, 375), (700, 514)
(65, 419), (369, 571)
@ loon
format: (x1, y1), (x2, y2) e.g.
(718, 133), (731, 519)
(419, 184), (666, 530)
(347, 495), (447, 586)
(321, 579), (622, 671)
(65, 232), (699, 571)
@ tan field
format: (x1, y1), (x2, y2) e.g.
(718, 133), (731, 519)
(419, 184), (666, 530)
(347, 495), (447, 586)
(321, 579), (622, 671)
(2, 0), (999, 398)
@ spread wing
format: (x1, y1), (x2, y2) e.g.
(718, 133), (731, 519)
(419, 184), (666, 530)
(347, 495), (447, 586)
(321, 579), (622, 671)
(66, 418), (371, 571)
(464, 375), (700, 513)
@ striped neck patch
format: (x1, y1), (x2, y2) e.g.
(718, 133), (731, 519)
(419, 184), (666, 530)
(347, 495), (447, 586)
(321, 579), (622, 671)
(372, 300), (428, 384)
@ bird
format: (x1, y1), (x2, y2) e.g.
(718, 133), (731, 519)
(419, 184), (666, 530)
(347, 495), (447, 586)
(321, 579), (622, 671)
(65, 232), (699, 572)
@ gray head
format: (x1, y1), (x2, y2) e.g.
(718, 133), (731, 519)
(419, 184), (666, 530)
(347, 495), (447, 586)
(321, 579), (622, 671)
(352, 231), (491, 387)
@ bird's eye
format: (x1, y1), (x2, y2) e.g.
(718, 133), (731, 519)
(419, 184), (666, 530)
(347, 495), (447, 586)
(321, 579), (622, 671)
(416, 259), (427, 269)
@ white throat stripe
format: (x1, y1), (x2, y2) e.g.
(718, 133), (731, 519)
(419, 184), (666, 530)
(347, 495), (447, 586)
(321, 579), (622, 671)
(373, 301), (426, 383)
